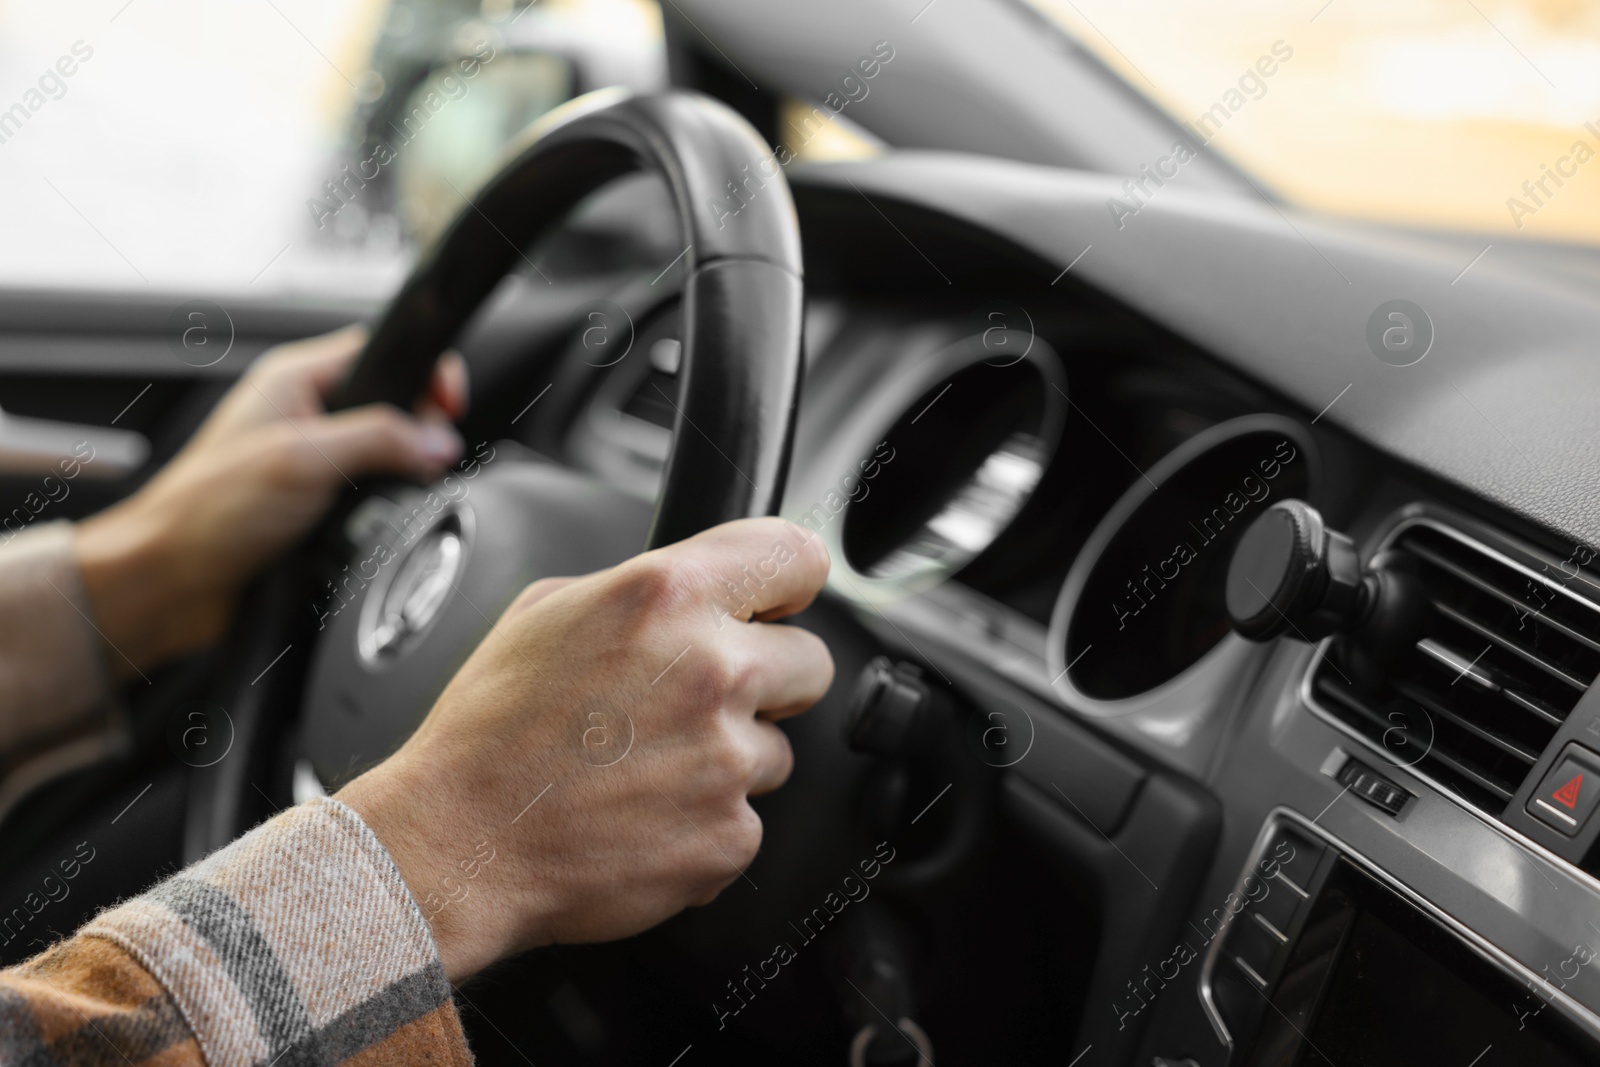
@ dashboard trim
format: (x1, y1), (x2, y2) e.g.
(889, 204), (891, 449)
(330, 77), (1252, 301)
(1046, 412), (1317, 718)
(1298, 507), (1600, 907)
(791, 155), (1600, 559)
(1196, 806), (1600, 1054)
(787, 320), (1066, 605)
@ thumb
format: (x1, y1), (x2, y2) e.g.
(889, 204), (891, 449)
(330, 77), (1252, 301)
(294, 405), (463, 484)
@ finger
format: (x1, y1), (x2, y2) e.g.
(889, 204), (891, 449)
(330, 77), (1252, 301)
(189, 326), (369, 450)
(735, 621), (834, 721)
(688, 517), (831, 622)
(295, 405), (463, 483)
(266, 325), (370, 394)
(274, 330), (463, 421)
(739, 719), (795, 796)
(420, 351), (469, 422)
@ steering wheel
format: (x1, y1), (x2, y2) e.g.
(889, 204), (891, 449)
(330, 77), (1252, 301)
(183, 88), (805, 857)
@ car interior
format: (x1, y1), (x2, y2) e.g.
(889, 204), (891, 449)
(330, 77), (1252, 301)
(4, 1), (1600, 1065)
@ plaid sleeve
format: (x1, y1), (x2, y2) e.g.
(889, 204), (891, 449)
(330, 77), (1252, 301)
(0, 935), (200, 1065)
(1, 796), (473, 1066)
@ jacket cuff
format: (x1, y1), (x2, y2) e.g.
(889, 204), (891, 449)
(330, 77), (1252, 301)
(82, 796), (472, 1067)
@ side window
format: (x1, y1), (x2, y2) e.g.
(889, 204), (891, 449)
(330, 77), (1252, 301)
(319, 0), (667, 250)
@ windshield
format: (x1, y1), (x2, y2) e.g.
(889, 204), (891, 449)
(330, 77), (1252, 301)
(1026, 0), (1600, 246)
(0, 0), (661, 297)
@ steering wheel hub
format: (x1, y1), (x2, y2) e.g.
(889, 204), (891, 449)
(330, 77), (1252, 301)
(358, 510), (468, 664)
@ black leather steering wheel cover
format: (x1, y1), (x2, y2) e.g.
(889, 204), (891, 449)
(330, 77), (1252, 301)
(328, 88), (805, 547)
(184, 89), (807, 860)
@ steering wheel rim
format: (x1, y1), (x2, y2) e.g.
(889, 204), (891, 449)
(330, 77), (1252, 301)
(330, 86), (805, 547)
(185, 87), (806, 858)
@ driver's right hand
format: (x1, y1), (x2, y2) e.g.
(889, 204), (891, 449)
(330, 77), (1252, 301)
(340, 516), (834, 982)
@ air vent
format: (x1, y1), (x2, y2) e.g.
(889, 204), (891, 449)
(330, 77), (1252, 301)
(1311, 520), (1600, 813)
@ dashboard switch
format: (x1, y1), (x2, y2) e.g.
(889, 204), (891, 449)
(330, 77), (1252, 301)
(1251, 873), (1300, 937)
(1337, 757), (1411, 816)
(1270, 828), (1323, 893)
(1227, 913), (1283, 989)
(1527, 744), (1600, 836)
(845, 657), (932, 757)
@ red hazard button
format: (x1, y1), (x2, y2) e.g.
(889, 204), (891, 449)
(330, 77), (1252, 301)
(1527, 745), (1600, 837)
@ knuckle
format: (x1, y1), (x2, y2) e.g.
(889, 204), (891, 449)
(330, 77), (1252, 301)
(693, 643), (753, 706)
(250, 345), (291, 377)
(707, 730), (755, 788)
(617, 553), (696, 615)
(262, 424), (311, 482)
(514, 577), (561, 610)
(249, 344), (312, 387)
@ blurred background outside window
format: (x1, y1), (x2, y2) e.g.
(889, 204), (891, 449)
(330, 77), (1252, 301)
(1028, 0), (1600, 244)
(1, 0), (1595, 298)
(0, 0), (664, 296)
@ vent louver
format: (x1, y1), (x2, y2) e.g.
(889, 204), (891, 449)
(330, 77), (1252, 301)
(1311, 521), (1600, 813)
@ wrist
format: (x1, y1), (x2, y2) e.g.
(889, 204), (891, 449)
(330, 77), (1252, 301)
(338, 758), (527, 982)
(75, 492), (224, 678)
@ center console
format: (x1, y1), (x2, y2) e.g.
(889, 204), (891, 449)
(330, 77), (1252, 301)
(1199, 812), (1600, 1065)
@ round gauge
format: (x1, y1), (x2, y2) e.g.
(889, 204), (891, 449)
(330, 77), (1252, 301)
(1049, 414), (1318, 708)
(787, 323), (1066, 602)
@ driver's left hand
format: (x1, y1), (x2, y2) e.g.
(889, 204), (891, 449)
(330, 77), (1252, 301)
(74, 326), (467, 679)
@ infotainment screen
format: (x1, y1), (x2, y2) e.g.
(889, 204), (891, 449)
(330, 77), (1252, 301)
(1243, 859), (1597, 1066)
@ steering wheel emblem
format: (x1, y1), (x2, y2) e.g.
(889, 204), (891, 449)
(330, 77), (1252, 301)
(358, 512), (467, 665)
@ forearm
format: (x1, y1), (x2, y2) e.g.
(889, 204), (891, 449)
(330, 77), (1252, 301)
(0, 521), (118, 753)
(75, 489), (230, 681)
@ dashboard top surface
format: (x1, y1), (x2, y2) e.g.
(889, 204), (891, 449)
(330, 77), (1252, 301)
(789, 153), (1600, 559)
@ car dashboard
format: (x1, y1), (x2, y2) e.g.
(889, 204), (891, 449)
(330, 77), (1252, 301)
(541, 154), (1600, 1063)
